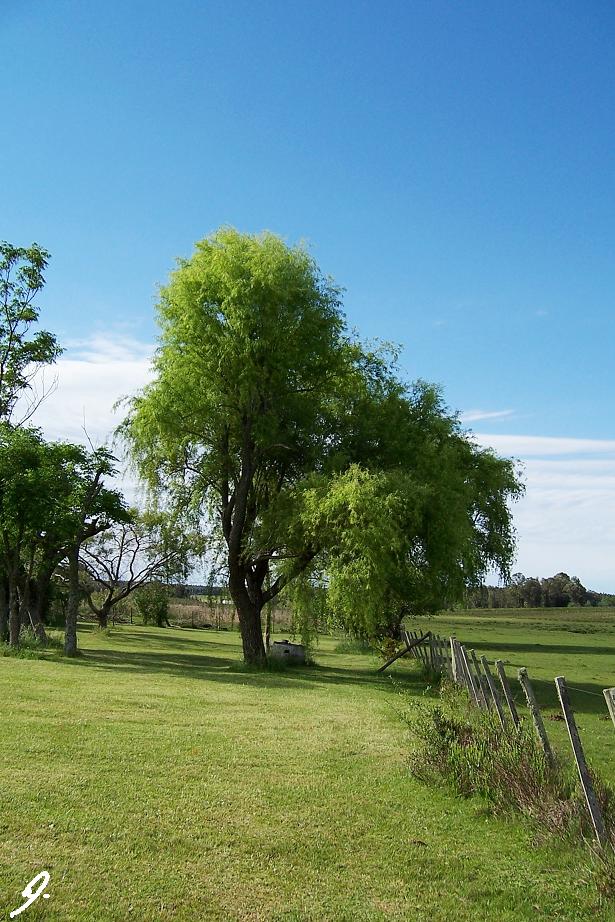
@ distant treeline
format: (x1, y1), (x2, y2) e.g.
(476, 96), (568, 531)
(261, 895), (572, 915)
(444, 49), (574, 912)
(465, 572), (615, 609)
(171, 584), (226, 598)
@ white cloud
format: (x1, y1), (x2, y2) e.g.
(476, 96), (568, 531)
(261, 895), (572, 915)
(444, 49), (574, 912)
(474, 433), (615, 457)
(475, 433), (615, 591)
(460, 409), (514, 423)
(21, 334), (154, 445)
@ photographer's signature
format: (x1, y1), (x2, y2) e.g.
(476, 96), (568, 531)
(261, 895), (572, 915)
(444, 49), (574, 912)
(9, 872), (50, 918)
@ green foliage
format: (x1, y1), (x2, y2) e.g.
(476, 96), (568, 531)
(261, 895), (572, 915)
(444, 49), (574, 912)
(122, 227), (523, 656)
(466, 571), (600, 609)
(1, 627), (63, 659)
(123, 227), (347, 494)
(0, 241), (62, 423)
(286, 424), (522, 639)
(134, 582), (170, 627)
(404, 684), (615, 844)
(0, 425), (127, 547)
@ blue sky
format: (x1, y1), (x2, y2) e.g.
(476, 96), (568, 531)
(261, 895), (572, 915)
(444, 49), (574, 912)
(3, 1), (615, 588)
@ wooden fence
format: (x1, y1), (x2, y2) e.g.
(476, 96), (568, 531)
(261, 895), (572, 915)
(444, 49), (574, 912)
(381, 628), (615, 850)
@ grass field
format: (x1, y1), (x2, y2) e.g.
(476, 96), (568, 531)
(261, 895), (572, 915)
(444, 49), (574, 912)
(2, 613), (615, 921)
(408, 607), (615, 776)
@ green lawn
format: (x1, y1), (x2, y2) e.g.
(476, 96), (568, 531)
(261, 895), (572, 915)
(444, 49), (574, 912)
(1, 619), (614, 921)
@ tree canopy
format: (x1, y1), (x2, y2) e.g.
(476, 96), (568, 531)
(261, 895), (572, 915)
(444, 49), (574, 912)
(123, 228), (523, 663)
(0, 241), (62, 424)
(0, 423), (129, 650)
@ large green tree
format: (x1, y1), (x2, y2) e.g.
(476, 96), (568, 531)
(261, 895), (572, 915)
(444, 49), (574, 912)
(123, 228), (522, 663)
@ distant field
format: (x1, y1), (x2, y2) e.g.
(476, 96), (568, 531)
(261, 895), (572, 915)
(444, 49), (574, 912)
(2, 617), (615, 920)
(405, 607), (615, 775)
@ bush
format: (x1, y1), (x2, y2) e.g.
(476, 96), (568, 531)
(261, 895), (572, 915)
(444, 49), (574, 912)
(403, 683), (615, 843)
(1, 626), (63, 659)
(134, 583), (171, 627)
(333, 635), (375, 655)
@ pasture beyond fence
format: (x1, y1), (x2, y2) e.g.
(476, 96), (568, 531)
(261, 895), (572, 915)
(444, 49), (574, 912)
(387, 627), (615, 851)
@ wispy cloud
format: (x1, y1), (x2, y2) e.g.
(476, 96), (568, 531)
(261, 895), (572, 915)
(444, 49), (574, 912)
(460, 409), (515, 423)
(19, 333), (154, 445)
(474, 433), (615, 457)
(476, 433), (615, 590)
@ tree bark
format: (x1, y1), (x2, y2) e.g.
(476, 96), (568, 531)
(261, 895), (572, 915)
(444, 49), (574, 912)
(96, 603), (111, 629)
(265, 603), (272, 652)
(19, 575), (48, 644)
(64, 546), (80, 656)
(236, 596), (267, 664)
(0, 577), (8, 643)
(31, 565), (54, 626)
(28, 602), (49, 644)
(8, 581), (20, 647)
(11, 564), (55, 645)
(229, 565), (266, 664)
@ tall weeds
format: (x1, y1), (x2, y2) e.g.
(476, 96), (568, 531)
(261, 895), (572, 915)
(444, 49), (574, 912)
(403, 683), (615, 845)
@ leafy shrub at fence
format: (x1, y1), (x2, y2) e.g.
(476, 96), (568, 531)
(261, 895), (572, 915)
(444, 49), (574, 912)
(404, 683), (615, 843)
(134, 583), (170, 627)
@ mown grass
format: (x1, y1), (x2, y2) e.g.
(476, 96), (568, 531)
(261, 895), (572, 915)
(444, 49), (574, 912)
(1, 620), (614, 920)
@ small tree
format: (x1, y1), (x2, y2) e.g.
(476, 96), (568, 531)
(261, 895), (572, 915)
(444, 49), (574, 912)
(133, 582), (170, 627)
(0, 426), (128, 650)
(79, 511), (196, 628)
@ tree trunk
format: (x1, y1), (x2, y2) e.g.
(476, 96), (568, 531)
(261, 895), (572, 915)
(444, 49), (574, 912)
(265, 602), (272, 651)
(8, 581), (20, 647)
(32, 567), (54, 626)
(96, 604), (111, 629)
(229, 568), (266, 664)
(64, 546), (80, 656)
(28, 592), (49, 645)
(0, 577), (8, 643)
(237, 597), (267, 664)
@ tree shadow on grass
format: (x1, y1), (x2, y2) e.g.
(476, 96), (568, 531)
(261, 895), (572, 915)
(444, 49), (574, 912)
(56, 625), (428, 696)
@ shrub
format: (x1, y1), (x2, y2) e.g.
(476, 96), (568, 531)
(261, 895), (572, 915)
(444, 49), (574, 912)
(134, 583), (170, 627)
(403, 683), (615, 843)
(1, 626), (63, 659)
(333, 635), (375, 655)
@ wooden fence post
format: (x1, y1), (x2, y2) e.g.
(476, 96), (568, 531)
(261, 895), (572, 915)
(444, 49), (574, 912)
(450, 637), (459, 684)
(459, 644), (481, 707)
(603, 688), (615, 731)
(454, 639), (467, 689)
(442, 637), (452, 678)
(518, 667), (553, 762)
(470, 649), (490, 709)
(495, 659), (520, 728)
(439, 636), (451, 677)
(417, 634), (425, 666)
(435, 635), (444, 672)
(481, 655), (506, 729)
(453, 639), (468, 691)
(555, 676), (607, 848)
